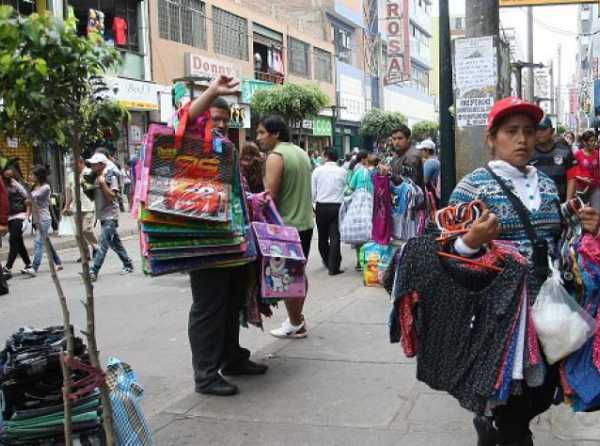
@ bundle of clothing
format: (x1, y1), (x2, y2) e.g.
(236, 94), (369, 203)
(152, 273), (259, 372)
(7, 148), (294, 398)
(372, 173), (427, 246)
(0, 326), (104, 445)
(133, 110), (256, 276)
(558, 201), (600, 412)
(388, 236), (546, 415)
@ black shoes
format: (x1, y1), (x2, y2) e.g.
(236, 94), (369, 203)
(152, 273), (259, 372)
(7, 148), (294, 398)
(328, 269), (345, 276)
(473, 416), (497, 446)
(195, 376), (238, 396)
(221, 360), (268, 376)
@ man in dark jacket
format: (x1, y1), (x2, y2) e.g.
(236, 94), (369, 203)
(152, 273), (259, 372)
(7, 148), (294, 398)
(530, 116), (575, 202)
(389, 125), (424, 190)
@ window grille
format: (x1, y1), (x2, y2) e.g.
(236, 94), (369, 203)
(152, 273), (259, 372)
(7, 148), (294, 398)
(314, 48), (332, 83)
(288, 37), (310, 78)
(158, 0), (206, 49)
(213, 6), (248, 61)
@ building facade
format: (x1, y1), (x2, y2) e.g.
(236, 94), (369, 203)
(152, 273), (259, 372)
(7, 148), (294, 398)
(148, 0), (336, 149)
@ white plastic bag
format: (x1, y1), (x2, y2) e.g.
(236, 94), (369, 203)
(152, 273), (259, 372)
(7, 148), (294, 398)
(21, 218), (33, 236)
(58, 216), (76, 237)
(532, 264), (596, 364)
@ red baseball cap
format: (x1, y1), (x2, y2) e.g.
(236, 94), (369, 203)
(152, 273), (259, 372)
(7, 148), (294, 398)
(487, 97), (544, 130)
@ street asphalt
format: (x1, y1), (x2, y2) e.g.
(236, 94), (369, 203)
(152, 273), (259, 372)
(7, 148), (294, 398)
(0, 219), (598, 445)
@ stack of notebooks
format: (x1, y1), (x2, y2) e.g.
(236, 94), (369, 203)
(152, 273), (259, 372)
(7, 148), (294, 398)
(135, 123), (255, 276)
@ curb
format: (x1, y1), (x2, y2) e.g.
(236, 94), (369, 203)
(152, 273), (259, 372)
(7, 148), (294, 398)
(0, 229), (138, 262)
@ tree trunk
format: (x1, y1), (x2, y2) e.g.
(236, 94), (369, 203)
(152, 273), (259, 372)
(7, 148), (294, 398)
(21, 175), (74, 446)
(71, 139), (116, 446)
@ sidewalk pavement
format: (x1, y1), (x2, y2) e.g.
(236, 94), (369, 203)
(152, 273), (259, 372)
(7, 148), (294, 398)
(0, 211), (138, 262)
(148, 268), (599, 446)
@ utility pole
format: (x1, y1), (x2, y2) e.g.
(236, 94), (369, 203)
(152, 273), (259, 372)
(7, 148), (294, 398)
(439, 0), (455, 205)
(557, 44), (562, 124)
(453, 0), (499, 182)
(527, 7), (534, 102)
(549, 59), (555, 115)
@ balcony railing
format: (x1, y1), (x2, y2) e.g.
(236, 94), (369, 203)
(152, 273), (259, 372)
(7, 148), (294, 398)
(255, 71), (285, 84)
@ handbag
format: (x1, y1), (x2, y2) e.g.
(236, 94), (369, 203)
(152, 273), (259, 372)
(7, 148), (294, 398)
(251, 198), (306, 299)
(339, 189), (373, 244)
(58, 215), (76, 237)
(144, 103), (235, 221)
(486, 167), (550, 280)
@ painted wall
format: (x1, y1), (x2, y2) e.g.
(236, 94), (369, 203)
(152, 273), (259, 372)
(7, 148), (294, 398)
(383, 84), (435, 126)
(337, 61), (366, 122)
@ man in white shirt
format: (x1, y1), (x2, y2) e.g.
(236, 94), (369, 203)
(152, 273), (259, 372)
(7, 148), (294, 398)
(311, 149), (347, 275)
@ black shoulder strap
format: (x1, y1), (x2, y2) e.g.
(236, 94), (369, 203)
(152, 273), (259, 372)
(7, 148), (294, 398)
(485, 166), (539, 244)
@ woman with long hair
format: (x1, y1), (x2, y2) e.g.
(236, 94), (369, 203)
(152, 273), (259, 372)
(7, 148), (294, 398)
(27, 165), (62, 276)
(240, 142), (265, 194)
(2, 162), (32, 277)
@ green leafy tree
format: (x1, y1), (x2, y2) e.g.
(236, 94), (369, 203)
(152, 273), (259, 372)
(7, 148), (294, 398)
(411, 120), (439, 142)
(556, 123), (567, 135)
(0, 8), (121, 444)
(360, 109), (407, 145)
(251, 83), (329, 142)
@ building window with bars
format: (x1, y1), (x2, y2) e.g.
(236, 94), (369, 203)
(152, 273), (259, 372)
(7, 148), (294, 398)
(213, 7), (248, 61)
(158, 0), (206, 49)
(288, 37), (310, 78)
(314, 48), (332, 83)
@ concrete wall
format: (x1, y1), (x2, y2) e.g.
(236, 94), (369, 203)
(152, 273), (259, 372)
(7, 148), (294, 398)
(148, 0), (336, 102)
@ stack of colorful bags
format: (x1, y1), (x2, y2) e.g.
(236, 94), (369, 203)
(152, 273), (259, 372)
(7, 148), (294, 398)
(0, 326), (104, 445)
(132, 109), (255, 276)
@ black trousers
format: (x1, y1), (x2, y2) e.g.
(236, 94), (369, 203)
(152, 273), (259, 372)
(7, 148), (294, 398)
(492, 364), (559, 444)
(188, 264), (251, 389)
(315, 203), (341, 273)
(6, 218), (31, 270)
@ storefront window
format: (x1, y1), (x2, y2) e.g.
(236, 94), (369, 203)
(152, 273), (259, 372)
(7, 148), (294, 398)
(72, 0), (141, 53)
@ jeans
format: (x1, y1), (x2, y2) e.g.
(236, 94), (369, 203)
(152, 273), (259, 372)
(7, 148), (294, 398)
(32, 219), (61, 272)
(91, 220), (132, 275)
(315, 203), (341, 273)
(6, 218), (31, 269)
(188, 265), (251, 389)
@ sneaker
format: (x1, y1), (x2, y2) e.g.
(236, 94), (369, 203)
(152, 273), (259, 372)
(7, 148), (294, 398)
(270, 319), (307, 339)
(119, 266), (134, 275)
(2, 267), (12, 280)
(88, 272), (97, 283)
(21, 267), (37, 277)
(55, 265), (63, 271)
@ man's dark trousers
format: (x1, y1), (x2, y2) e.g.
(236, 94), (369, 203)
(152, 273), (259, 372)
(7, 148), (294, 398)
(315, 202), (342, 273)
(188, 264), (250, 390)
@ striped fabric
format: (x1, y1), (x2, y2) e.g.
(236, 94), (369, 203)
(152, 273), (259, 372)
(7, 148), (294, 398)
(106, 357), (153, 446)
(449, 167), (562, 263)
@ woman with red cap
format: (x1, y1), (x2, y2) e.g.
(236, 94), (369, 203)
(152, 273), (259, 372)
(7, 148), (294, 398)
(449, 97), (600, 445)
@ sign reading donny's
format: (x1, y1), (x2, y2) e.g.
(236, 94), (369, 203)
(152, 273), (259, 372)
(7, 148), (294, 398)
(184, 53), (241, 80)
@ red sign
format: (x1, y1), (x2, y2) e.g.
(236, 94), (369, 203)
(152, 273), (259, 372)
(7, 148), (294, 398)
(385, 0), (410, 85)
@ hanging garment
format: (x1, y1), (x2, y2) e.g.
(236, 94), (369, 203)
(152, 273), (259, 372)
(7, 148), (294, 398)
(371, 173), (393, 245)
(390, 236), (529, 414)
(390, 178), (425, 241)
(113, 17), (128, 46)
(271, 48), (284, 74)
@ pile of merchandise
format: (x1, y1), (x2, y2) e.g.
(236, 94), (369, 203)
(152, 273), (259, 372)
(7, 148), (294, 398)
(558, 200), (600, 412)
(133, 111), (255, 276)
(0, 326), (104, 445)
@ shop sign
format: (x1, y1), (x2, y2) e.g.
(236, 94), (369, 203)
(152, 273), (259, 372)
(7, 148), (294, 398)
(241, 79), (274, 103)
(185, 53), (241, 81)
(313, 117), (332, 136)
(103, 77), (166, 111)
(228, 103), (251, 129)
(339, 73), (365, 122)
(291, 119), (314, 130)
(385, 0), (409, 85)
(129, 125), (143, 143)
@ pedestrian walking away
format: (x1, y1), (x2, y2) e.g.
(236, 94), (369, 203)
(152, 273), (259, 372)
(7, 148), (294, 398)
(87, 152), (133, 282)
(28, 165), (62, 276)
(257, 115), (314, 339)
(2, 161), (32, 277)
(184, 75), (268, 397)
(62, 157), (98, 263)
(0, 172), (10, 294)
(312, 148), (346, 275)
